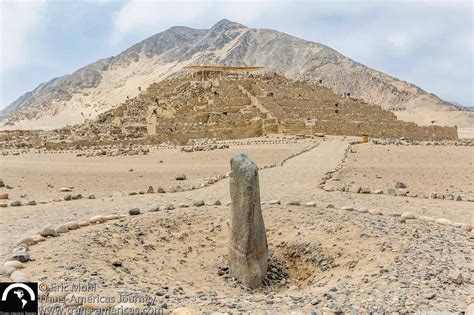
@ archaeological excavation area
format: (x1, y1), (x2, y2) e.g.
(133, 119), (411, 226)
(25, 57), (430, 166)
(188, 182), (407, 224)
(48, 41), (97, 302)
(1, 132), (473, 314)
(0, 71), (473, 314)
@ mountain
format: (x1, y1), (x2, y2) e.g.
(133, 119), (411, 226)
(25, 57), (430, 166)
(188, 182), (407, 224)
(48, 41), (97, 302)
(1, 19), (472, 136)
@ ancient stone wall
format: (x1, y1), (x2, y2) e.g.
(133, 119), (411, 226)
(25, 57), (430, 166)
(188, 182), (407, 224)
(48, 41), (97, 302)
(80, 73), (458, 142)
(278, 120), (458, 141)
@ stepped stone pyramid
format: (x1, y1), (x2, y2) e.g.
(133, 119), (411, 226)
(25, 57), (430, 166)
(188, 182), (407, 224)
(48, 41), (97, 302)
(74, 72), (457, 143)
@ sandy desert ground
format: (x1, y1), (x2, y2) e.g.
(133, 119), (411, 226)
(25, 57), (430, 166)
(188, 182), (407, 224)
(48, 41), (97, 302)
(326, 142), (473, 200)
(0, 139), (311, 202)
(1, 135), (473, 313)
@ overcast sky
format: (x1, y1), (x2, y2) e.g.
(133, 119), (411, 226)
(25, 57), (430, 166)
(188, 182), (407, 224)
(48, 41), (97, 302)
(0, 0), (472, 109)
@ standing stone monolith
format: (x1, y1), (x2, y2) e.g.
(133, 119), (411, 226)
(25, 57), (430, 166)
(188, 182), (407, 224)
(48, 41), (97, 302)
(229, 154), (268, 288)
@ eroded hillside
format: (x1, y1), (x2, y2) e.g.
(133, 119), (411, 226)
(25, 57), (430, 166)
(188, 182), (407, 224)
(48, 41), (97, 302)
(2, 20), (472, 134)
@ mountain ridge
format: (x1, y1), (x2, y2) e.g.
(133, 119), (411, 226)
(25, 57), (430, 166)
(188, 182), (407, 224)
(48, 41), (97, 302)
(2, 19), (472, 135)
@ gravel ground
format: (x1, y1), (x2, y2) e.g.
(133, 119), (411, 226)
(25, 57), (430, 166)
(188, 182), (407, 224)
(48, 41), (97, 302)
(1, 136), (473, 313)
(12, 204), (474, 313)
(328, 143), (474, 200)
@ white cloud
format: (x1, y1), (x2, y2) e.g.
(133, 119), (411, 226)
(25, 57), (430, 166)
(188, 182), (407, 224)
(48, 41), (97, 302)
(110, 0), (274, 44)
(0, 0), (46, 70)
(387, 34), (410, 52)
(111, 0), (212, 44)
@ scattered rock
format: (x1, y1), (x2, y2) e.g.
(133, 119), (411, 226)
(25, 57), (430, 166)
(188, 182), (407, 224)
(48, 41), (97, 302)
(435, 218), (453, 226)
(175, 174), (187, 181)
(387, 188), (397, 196)
(32, 235), (46, 242)
(89, 215), (106, 224)
(422, 291), (435, 300)
(368, 209), (382, 215)
(395, 181), (407, 189)
(71, 194), (83, 200)
(448, 272), (463, 284)
(418, 216), (435, 222)
(11, 246), (30, 263)
(10, 270), (30, 282)
(3, 261), (24, 269)
(146, 186), (154, 194)
(193, 200), (205, 207)
(129, 208), (141, 215)
(2, 266), (16, 277)
(60, 187), (72, 192)
(40, 226), (58, 237)
(56, 224), (69, 234)
(461, 224), (473, 232)
(401, 212), (416, 219)
(350, 186), (361, 193)
(157, 187), (166, 193)
(360, 187), (371, 194)
(105, 214), (121, 220)
(17, 237), (35, 246)
(323, 185), (335, 192)
(0, 193), (8, 199)
(310, 298), (321, 305)
(10, 200), (21, 207)
(149, 206), (160, 212)
(444, 193), (454, 200)
(112, 260), (123, 267)
(64, 221), (80, 230)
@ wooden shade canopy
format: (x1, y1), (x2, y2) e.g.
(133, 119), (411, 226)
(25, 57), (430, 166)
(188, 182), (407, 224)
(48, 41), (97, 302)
(184, 65), (264, 72)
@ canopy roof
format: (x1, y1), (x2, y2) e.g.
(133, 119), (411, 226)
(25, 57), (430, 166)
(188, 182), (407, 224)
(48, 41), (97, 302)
(184, 65), (264, 72)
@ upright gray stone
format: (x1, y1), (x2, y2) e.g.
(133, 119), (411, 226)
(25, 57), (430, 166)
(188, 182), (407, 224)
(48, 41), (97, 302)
(228, 154), (268, 288)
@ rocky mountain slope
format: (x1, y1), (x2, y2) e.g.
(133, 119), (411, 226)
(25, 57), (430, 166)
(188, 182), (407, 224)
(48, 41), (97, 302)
(1, 19), (472, 135)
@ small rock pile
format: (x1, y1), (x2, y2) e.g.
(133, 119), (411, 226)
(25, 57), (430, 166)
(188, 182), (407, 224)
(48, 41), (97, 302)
(371, 138), (474, 147)
(181, 138), (229, 153)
